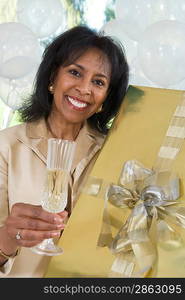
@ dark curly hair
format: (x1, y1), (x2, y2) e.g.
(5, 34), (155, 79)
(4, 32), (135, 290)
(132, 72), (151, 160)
(18, 25), (129, 134)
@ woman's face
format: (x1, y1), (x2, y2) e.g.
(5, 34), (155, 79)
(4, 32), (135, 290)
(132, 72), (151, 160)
(51, 47), (111, 125)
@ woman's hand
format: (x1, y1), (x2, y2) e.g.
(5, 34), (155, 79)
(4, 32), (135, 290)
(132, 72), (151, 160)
(3, 203), (68, 248)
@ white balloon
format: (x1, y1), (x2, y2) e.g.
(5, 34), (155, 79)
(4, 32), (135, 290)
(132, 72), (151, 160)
(137, 20), (185, 87)
(172, 79), (185, 90)
(0, 67), (37, 110)
(0, 22), (41, 80)
(115, 0), (153, 41)
(129, 57), (155, 88)
(174, 0), (185, 23)
(115, 0), (185, 41)
(0, 79), (29, 111)
(11, 67), (38, 89)
(101, 19), (137, 64)
(149, 0), (185, 23)
(17, 0), (66, 38)
(0, 56), (37, 80)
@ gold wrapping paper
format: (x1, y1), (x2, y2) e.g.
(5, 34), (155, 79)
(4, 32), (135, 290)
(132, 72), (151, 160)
(45, 85), (185, 278)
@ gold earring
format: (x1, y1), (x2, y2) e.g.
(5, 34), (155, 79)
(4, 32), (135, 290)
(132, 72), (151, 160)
(96, 105), (103, 113)
(48, 84), (54, 93)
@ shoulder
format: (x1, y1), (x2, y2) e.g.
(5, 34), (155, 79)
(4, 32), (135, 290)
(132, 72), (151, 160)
(0, 123), (27, 160)
(85, 122), (106, 147)
(0, 123), (28, 154)
(0, 123), (26, 143)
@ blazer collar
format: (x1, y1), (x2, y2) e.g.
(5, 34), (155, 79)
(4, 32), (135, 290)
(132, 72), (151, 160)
(17, 118), (105, 167)
(17, 119), (50, 163)
(71, 121), (105, 173)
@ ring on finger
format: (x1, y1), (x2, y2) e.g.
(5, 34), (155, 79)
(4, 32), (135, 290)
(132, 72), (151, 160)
(15, 231), (22, 240)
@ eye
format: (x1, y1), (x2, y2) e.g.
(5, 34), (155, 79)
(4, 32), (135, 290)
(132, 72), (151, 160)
(93, 79), (105, 87)
(69, 69), (81, 77)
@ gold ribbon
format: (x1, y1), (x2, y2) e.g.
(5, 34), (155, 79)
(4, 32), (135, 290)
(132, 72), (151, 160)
(84, 159), (185, 278)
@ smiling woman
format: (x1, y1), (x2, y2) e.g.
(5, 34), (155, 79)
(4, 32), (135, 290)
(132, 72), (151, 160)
(0, 25), (129, 277)
(48, 47), (111, 139)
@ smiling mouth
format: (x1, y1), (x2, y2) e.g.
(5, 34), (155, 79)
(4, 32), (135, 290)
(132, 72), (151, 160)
(67, 96), (88, 109)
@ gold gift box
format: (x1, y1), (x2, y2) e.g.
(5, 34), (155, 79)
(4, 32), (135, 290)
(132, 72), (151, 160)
(45, 85), (185, 278)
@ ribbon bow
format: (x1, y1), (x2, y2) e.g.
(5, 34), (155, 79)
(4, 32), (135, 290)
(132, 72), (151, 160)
(97, 160), (185, 277)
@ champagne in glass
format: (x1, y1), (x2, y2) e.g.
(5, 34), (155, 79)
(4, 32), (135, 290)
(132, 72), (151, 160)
(31, 138), (76, 256)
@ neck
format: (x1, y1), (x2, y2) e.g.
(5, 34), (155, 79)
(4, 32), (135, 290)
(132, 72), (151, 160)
(46, 116), (82, 141)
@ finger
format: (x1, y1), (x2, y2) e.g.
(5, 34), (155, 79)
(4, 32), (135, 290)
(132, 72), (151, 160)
(19, 240), (43, 248)
(12, 229), (62, 245)
(6, 216), (65, 231)
(57, 210), (68, 219)
(11, 203), (64, 224)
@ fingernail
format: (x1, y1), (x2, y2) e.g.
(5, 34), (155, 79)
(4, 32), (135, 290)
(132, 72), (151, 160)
(51, 231), (61, 237)
(56, 224), (65, 228)
(54, 216), (62, 223)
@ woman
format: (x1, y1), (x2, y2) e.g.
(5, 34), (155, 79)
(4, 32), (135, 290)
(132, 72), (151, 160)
(0, 25), (129, 277)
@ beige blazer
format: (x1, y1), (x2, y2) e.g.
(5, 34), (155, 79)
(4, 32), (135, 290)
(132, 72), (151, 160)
(0, 118), (105, 277)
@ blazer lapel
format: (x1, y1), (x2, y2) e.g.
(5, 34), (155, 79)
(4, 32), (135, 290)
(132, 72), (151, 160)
(71, 123), (106, 204)
(17, 119), (49, 164)
(71, 122), (105, 176)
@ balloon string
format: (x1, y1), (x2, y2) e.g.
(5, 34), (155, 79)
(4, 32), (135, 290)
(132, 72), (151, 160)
(1, 106), (14, 129)
(0, 79), (14, 129)
(6, 79), (15, 108)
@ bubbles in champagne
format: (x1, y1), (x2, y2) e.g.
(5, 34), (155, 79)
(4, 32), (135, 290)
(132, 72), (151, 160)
(42, 169), (68, 213)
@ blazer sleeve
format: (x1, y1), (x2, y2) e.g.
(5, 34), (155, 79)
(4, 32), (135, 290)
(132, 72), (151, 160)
(0, 141), (17, 277)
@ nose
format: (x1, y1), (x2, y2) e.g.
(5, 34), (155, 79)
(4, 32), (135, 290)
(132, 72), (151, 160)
(75, 78), (91, 95)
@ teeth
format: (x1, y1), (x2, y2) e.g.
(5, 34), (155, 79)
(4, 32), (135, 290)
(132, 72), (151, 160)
(68, 96), (87, 108)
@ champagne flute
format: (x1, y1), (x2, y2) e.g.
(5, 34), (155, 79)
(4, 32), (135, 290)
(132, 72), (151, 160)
(31, 138), (76, 256)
